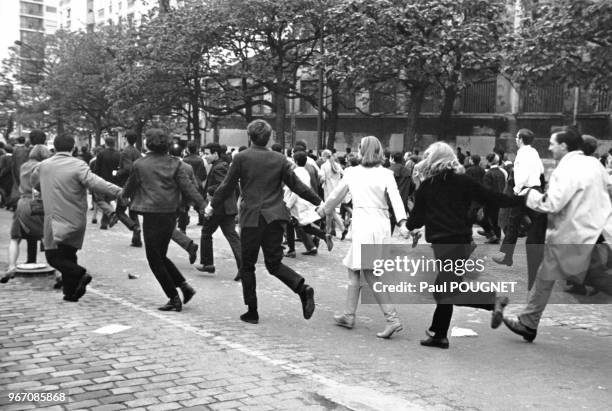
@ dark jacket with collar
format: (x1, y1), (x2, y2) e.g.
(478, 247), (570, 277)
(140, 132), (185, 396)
(116, 145), (142, 186)
(95, 147), (120, 183)
(407, 170), (522, 243)
(123, 152), (205, 214)
(211, 145), (321, 228)
(204, 158), (237, 216)
(183, 153), (207, 189)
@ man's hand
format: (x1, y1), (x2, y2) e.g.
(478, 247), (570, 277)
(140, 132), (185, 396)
(204, 204), (214, 218)
(316, 205), (326, 218)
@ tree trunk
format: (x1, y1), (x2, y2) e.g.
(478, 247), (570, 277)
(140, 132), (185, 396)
(135, 119), (146, 150)
(274, 90), (286, 147)
(403, 85), (426, 151)
(242, 77), (253, 123)
(186, 107), (192, 140)
(192, 78), (201, 146)
(439, 86), (458, 141)
(326, 84), (340, 150)
(94, 127), (102, 147)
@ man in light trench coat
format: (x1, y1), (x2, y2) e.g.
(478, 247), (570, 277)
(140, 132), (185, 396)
(503, 126), (612, 342)
(32, 134), (123, 302)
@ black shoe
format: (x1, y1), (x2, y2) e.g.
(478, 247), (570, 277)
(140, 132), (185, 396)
(340, 229), (348, 240)
(233, 272), (242, 282)
(180, 282), (196, 304)
(131, 238), (142, 247)
(158, 296), (182, 312)
(491, 296), (509, 329)
(240, 310), (259, 324)
(63, 295), (79, 302)
(301, 249), (317, 256)
(187, 243), (198, 265)
(73, 274), (92, 300)
(100, 225), (108, 230)
(0, 270), (15, 284)
(53, 279), (63, 289)
(108, 213), (119, 228)
(284, 250), (296, 258)
(131, 228), (142, 247)
(503, 316), (537, 342)
(195, 264), (215, 273)
(91, 218), (97, 224)
(324, 234), (334, 252)
(420, 336), (449, 349)
(299, 285), (315, 320)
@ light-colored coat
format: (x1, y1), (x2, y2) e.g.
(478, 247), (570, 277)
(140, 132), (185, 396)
(32, 153), (121, 250)
(526, 151), (612, 281)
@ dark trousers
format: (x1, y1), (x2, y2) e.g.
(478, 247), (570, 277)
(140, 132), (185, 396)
(26, 238), (38, 263)
(142, 213), (185, 299)
(286, 218), (325, 252)
(500, 204), (547, 289)
(116, 202), (140, 231)
(45, 244), (86, 297)
(240, 217), (305, 307)
(429, 242), (496, 339)
(484, 205), (501, 239)
(200, 213), (242, 269)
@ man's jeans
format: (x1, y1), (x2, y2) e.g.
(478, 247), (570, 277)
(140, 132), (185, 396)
(200, 213), (241, 269)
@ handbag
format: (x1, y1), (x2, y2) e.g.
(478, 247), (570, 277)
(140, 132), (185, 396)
(30, 197), (44, 216)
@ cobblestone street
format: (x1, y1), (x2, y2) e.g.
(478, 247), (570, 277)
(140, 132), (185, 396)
(1, 209), (611, 410)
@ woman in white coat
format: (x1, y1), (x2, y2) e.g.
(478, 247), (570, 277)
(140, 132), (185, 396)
(318, 136), (409, 338)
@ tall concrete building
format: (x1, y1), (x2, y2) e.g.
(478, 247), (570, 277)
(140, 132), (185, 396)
(0, 0), (59, 82)
(58, 0), (94, 32)
(92, 0), (181, 27)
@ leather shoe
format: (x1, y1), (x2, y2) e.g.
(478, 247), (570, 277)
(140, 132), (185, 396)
(420, 336), (449, 349)
(158, 296), (182, 312)
(63, 295), (79, 302)
(324, 234), (334, 252)
(284, 250), (296, 258)
(492, 253), (513, 266)
(240, 310), (259, 324)
(301, 249), (317, 256)
(0, 269), (15, 284)
(233, 272), (242, 282)
(180, 282), (196, 304)
(491, 296), (509, 329)
(503, 316), (537, 342)
(299, 285), (315, 319)
(108, 213), (119, 228)
(340, 229), (348, 240)
(187, 243), (198, 265)
(195, 264), (215, 274)
(73, 274), (92, 300)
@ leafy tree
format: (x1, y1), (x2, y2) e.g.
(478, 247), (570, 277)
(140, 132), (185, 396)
(327, 0), (508, 146)
(504, 0), (612, 89)
(44, 28), (123, 145)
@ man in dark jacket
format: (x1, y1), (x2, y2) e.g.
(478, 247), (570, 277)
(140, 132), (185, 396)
(116, 131), (143, 246)
(482, 153), (507, 244)
(208, 120), (320, 324)
(182, 141), (207, 225)
(95, 138), (121, 229)
(389, 152), (412, 212)
(196, 142), (241, 280)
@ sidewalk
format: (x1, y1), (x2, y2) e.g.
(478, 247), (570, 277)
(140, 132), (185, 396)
(1, 208), (611, 410)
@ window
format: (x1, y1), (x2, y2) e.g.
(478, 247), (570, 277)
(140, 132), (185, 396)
(20, 2), (44, 16)
(66, 8), (71, 19)
(45, 6), (57, 13)
(98, 8), (104, 18)
(460, 80), (496, 113)
(20, 16), (44, 30)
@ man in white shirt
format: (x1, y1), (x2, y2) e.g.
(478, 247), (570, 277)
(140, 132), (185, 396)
(493, 129), (547, 288)
(503, 126), (612, 342)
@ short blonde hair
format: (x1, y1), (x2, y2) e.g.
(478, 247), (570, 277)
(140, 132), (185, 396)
(416, 142), (462, 180)
(359, 136), (384, 167)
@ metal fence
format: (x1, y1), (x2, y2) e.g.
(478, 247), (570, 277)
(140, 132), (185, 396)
(521, 84), (564, 113)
